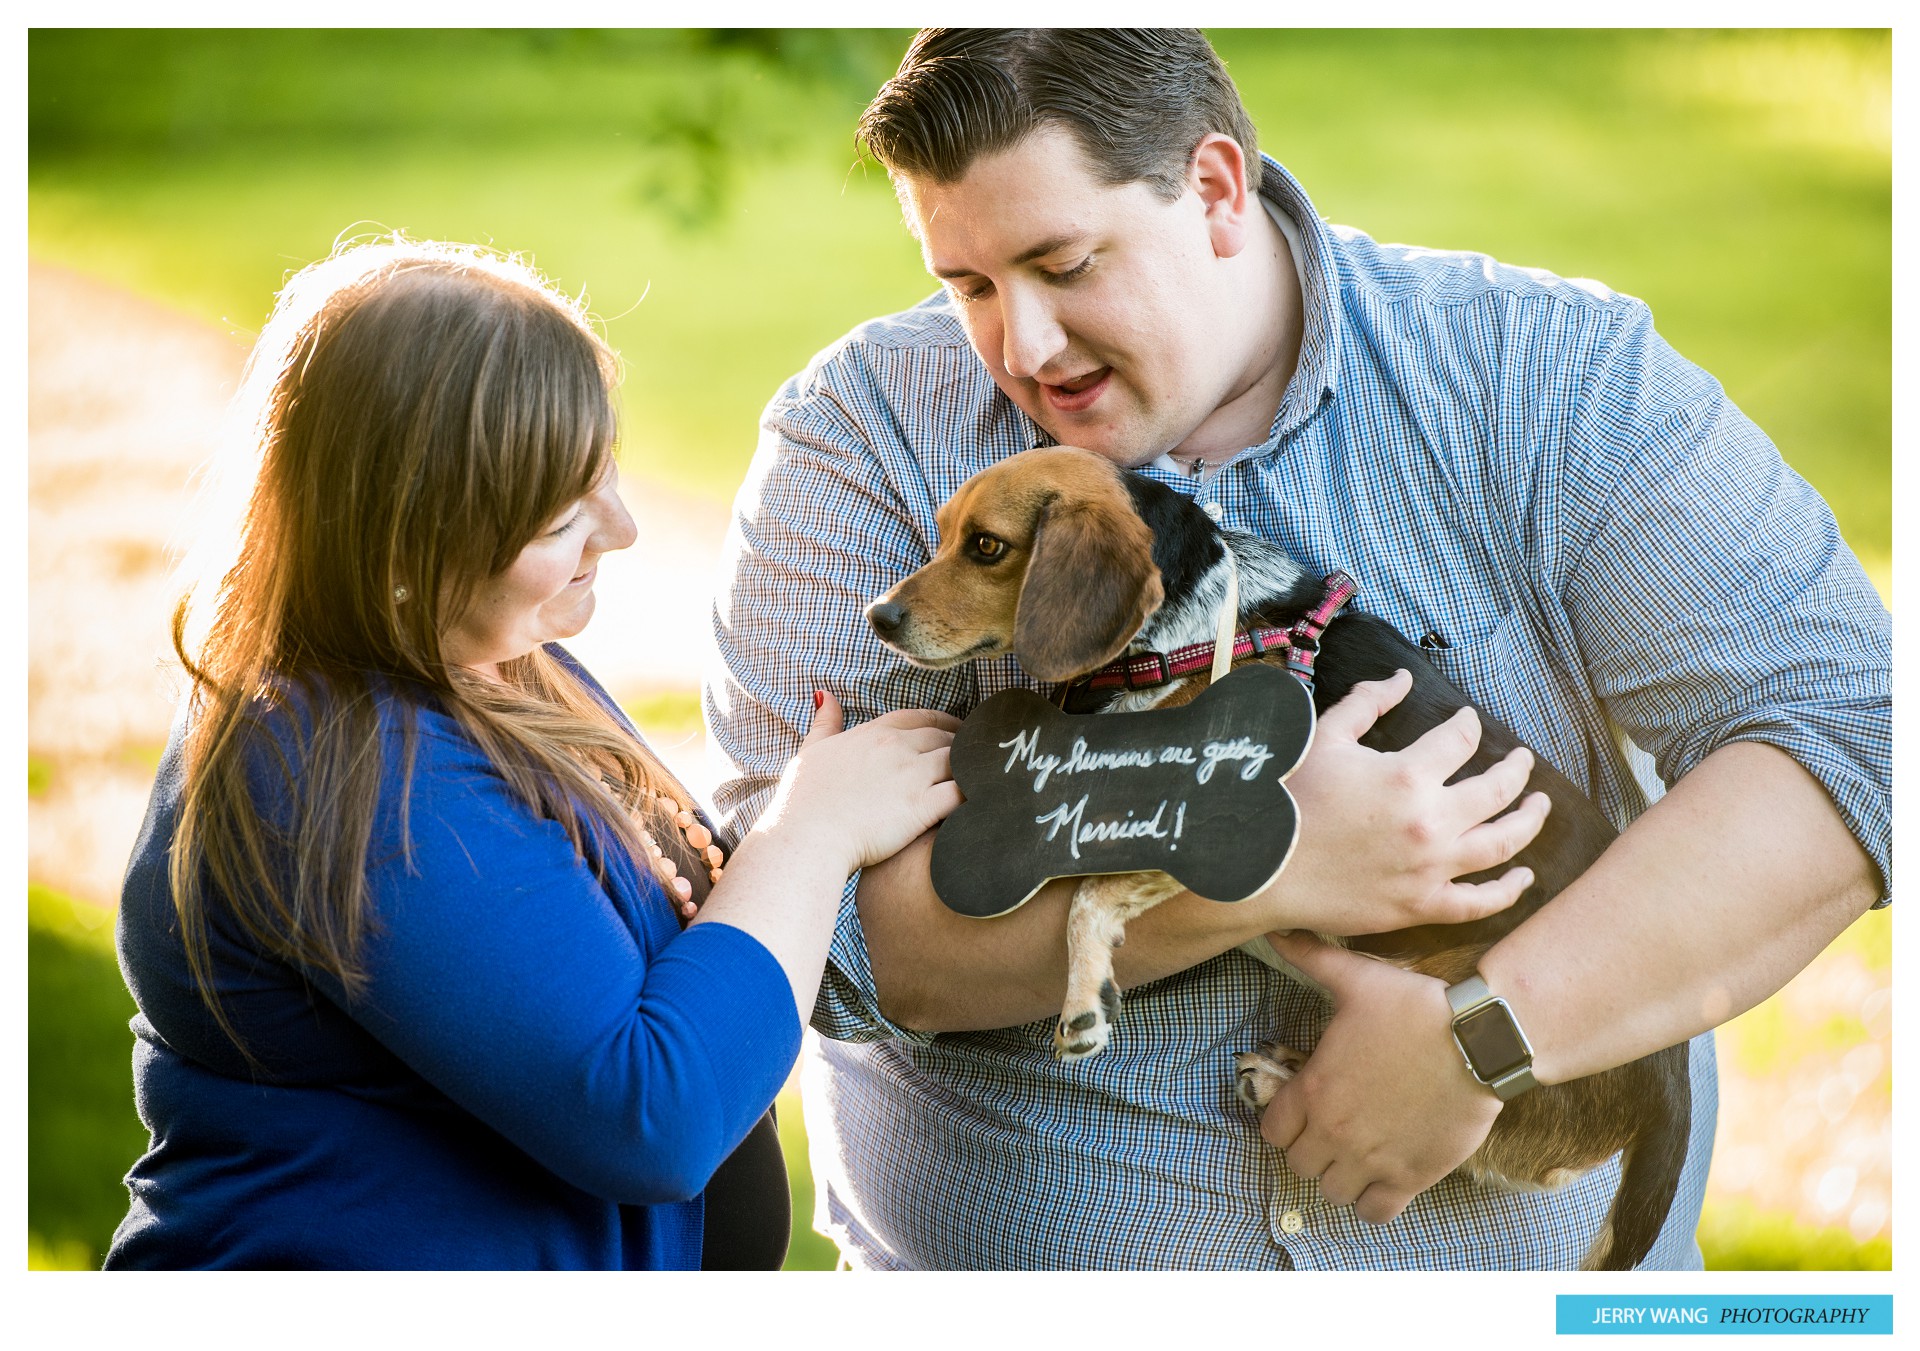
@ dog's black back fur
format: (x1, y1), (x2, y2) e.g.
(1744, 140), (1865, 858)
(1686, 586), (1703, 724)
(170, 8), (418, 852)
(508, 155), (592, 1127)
(1070, 472), (1692, 1271)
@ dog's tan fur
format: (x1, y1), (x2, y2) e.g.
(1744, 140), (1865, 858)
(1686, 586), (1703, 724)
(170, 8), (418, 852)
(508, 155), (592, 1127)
(877, 450), (1163, 683)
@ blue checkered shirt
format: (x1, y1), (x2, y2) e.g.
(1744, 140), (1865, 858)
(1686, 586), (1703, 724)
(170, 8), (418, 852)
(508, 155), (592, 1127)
(704, 157), (1892, 1270)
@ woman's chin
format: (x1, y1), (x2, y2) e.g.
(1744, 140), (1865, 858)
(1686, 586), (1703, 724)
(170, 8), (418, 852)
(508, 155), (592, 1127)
(551, 589), (597, 641)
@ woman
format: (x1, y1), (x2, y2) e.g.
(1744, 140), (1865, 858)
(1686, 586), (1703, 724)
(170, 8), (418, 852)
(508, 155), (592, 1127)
(107, 239), (960, 1269)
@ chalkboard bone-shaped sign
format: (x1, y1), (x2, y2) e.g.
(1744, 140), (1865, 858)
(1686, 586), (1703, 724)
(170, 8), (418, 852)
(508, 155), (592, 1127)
(933, 661), (1312, 913)
(932, 659), (1315, 1056)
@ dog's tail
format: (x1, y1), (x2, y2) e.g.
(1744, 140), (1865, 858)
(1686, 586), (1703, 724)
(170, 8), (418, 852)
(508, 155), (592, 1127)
(1581, 1042), (1694, 1271)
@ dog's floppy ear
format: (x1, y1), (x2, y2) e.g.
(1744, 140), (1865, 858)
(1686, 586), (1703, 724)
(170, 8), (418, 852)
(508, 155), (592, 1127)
(1012, 492), (1164, 682)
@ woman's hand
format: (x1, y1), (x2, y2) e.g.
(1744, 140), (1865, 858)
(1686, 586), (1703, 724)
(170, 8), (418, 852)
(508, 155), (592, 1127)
(754, 691), (963, 878)
(697, 692), (961, 1025)
(1253, 669), (1550, 937)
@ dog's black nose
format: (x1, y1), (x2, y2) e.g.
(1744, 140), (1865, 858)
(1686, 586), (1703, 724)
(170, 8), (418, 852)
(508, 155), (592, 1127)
(866, 600), (907, 636)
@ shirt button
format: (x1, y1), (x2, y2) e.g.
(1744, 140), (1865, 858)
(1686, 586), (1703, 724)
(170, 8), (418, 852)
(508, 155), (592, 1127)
(1280, 1210), (1305, 1234)
(1202, 501), (1224, 521)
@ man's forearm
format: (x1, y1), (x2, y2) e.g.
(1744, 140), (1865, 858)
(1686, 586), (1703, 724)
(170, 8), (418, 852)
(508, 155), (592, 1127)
(858, 833), (1276, 1032)
(1481, 740), (1881, 1084)
(1255, 738), (1883, 1223)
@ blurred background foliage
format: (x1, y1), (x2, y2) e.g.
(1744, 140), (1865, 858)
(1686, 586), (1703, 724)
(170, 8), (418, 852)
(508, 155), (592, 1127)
(28, 28), (1890, 1273)
(28, 28), (1891, 582)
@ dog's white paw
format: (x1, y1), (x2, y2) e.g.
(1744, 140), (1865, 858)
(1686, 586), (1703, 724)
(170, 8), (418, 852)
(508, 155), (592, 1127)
(1233, 1044), (1305, 1108)
(1054, 979), (1121, 1061)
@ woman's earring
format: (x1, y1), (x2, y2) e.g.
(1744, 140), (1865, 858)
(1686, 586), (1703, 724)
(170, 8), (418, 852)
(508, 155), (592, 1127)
(393, 585), (410, 602)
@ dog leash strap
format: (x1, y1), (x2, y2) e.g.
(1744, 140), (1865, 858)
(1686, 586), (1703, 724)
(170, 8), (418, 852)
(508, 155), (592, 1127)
(1284, 569), (1359, 685)
(1304, 570), (1359, 630)
(1210, 540), (1240, 685)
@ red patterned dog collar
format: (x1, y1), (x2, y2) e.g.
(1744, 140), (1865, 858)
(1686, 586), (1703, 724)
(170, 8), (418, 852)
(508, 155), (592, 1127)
(1079, 570), (1358, 693)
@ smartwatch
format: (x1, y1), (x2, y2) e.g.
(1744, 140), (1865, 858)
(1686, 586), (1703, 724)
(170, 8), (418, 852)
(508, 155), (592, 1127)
(1445, 973), (1538, 1101)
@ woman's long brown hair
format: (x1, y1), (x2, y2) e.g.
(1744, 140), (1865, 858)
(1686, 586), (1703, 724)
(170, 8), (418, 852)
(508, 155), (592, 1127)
(170, 239), (692, 1054)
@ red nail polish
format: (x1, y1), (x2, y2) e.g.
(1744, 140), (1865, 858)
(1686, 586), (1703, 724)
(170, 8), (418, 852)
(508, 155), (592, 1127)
(813, 690), (825, 710)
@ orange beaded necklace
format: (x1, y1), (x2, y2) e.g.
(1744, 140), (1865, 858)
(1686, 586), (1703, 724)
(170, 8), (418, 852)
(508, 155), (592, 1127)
(635, 793), (727, 922)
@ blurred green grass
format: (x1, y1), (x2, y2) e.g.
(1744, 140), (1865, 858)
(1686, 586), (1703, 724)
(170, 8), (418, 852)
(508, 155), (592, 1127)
(775, 1086), (840, 1272)
(28, 29), (929, 507)
(27, 885), (148, 1269)
(1698, 1200), (1893, 1272)
(27, 29), (1890, 589)
(622, 690), (706, 746)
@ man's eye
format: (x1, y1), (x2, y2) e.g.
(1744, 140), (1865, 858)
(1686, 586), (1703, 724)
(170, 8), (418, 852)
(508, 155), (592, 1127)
(1046, 257), (1095, 284)
(973, 534), (1006, 559)
(952, 280), (993, 304)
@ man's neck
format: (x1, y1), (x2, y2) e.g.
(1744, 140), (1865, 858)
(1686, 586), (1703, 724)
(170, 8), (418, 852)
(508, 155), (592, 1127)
(1169, 202), (1303, 467)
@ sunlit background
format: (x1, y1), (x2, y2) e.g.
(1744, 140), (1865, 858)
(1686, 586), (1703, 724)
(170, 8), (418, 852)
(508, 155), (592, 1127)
(27, 29), (1891, 1271)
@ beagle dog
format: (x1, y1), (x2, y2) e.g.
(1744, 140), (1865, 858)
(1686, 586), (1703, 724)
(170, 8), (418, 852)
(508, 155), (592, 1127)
(865, 445), (1690, 1271)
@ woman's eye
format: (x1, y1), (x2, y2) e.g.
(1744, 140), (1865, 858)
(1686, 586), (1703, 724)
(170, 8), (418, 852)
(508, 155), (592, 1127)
(973, 534), (1005, 559)
(546, 509), (584, 538)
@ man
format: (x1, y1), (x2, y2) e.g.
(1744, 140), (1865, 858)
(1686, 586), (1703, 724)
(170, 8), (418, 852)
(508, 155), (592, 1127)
(706, 29), (1889, 1269)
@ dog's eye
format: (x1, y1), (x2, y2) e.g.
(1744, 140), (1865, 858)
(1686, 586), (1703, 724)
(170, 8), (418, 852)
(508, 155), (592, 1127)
(972, 534), (1006, 560)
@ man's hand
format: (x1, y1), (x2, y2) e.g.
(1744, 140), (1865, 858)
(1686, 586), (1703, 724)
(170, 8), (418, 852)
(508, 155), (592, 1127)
(1257, 930), (1501, 1224)
(1261, 669), (1551, 937)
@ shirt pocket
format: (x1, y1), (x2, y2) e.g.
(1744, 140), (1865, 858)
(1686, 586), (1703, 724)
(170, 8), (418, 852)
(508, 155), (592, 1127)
(1382, 600), (1525, 733)
(1408, 606), (1510, 709)
(1407, 606), (1599, 797)
(1357, 593), (1506, 704)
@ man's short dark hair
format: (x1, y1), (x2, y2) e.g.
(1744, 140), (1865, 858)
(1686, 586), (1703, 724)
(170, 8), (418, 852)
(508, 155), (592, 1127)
(857, 28), (1260, 201)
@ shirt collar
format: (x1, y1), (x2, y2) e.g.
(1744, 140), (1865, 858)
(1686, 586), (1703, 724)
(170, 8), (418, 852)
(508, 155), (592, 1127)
(1257, 154), (1342, 441)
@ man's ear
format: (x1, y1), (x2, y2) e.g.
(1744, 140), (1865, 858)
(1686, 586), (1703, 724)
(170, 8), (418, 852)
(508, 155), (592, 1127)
(1012, 495), (1164, 683)
(1191, 132), (1254, 260)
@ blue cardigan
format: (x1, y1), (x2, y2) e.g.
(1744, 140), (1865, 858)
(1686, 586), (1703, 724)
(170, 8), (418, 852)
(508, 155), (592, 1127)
(107, 652), (800, 1269)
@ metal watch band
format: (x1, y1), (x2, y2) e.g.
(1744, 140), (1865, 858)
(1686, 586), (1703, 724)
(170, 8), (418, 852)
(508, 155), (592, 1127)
(1445, 973), (1539, 1101)
(1444, 973), (1496, 1018)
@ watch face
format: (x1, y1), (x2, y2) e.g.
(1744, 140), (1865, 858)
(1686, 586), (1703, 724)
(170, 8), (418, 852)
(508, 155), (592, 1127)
(1455, 1001), (1531, 1079)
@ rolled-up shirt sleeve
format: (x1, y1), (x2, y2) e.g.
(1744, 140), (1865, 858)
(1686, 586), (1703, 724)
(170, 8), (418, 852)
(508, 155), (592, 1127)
(1556, 304), (1891, 902)
(705, 347), (973, 1045)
